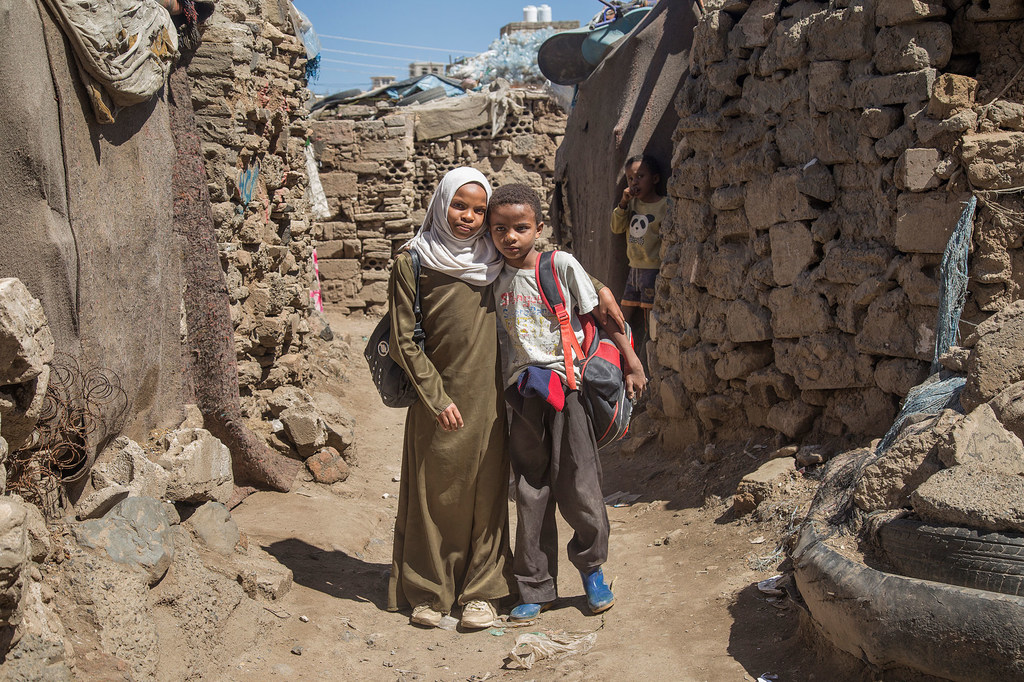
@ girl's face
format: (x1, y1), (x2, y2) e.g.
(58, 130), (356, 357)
(447, 182), (489, 239)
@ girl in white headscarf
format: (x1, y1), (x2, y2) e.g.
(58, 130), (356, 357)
(386, 168), (514, 630)
(385, 168), (624, 631)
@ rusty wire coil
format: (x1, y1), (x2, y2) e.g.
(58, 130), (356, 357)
(7, 354), (127, 517)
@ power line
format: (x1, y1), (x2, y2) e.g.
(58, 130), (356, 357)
(318, 33), (481, 55)
(321, 47), (414, 63)
(322, 57), (396, 70)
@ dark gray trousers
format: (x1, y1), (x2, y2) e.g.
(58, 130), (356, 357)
(506, 387), (610, 604)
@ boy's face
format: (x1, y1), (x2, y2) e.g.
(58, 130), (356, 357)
(488, 203), (543, 269)
(626, 161), (659, 202)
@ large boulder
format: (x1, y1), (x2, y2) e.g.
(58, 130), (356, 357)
(184, 502), (239, 556)
(911, 466), (1024, 533)
(72, 497), (175, 585)
(937, 402), (1024, 475)
(961, 300), (1024, 411)
(91, 436), (170, 500)
(155, 428), (233, 504)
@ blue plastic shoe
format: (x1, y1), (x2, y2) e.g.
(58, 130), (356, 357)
(582, 568), (615, 613)
(508, 601), (552, 622)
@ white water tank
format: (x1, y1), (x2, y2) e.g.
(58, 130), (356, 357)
(538, 4), (552, 22)
(523, 5), (537, 22)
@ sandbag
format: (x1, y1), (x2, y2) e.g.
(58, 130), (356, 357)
(39, 0), (178, 122)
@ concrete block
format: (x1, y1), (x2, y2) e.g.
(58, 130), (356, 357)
(317, 258), (361, 282)
(852, 68), (936, 107)
(895, 148), (942, 191)
(156, 429), (234, 505)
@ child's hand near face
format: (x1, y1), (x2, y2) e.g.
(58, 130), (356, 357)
(618, 187), (632, 210)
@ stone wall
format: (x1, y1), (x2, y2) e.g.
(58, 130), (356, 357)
(652, 0), (1024, 449)
(187, 0), (324, 395)
(307, 90), (568, 313)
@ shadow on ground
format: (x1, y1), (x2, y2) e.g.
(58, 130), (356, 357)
(264, 538), (390, 610)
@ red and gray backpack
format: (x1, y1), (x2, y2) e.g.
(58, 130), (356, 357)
(535, 250), (634, 449)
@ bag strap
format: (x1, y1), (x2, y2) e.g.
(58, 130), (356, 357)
(534, 251), (585, 391)
(409, 249), (424, 346)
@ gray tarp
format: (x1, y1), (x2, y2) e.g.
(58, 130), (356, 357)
(551, 0), (695, 294)
(0, 0), (184, 453)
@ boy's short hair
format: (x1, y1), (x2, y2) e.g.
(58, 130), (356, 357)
(626, 154), (662, 178)
(488, 183), (543, 224)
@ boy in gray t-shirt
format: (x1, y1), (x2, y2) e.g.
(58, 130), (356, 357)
(487, 184), (646, 622)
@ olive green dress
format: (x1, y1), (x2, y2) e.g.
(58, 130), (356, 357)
(386, 252), (514, 614)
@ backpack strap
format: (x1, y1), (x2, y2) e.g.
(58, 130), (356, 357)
(534, 251), (586, 391)
(409, 249), (424, 347)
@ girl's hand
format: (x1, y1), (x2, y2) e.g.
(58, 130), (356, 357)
(618, 187), (632, 210)
(437, 403), (464, 431)
(596, 287), (626, 334)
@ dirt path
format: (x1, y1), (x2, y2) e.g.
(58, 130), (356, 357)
(227, 314), (857, 681)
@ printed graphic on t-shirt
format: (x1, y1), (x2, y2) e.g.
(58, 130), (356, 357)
(498, 290), (559, 372)
(629, 213), (654, 244)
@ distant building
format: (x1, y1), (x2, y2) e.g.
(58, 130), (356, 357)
(409, 61), (446, 77)
(499, 20), (579, 38)
(371, 75), (396, 89)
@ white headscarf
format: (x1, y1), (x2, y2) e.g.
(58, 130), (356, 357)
(406, 167), (503, 285)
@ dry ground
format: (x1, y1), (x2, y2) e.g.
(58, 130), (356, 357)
(224, 314), (869, 681)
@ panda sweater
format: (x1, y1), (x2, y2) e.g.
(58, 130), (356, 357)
(611, 195), (667, 270)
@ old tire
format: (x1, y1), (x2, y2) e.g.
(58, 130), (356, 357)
(880, 518), (1024, 597)
(792, 522), (1024, 681)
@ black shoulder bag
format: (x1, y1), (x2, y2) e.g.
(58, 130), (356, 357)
(364, 250), (424, 408)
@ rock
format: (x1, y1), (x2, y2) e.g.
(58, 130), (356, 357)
(18, 498), (50, 564)
(795, 446), (825, 467)
(912, 466), (1024, 533)
(180, 403), (205, 429)
(767, 287), (831, 338)
(895, 148), (942, 192)
(280, 405), (328, 458)
(960, 131), (1024, 191)
(0, 632), (73, 681)
(875, 0), (946, 26)
(853, 415), (949, 511)
(184, 502), (239, 556)
(63, 549), (156, 678)
(895, 192), (972, 254)
(0, 278), (54, 385)
(989, 381), (1024, 442)
(769, 222), (815, 286)
(961, 301), (1024, 411)
(72, 497), (175, 585)
(92, 436), (170, 500)
(15, 581), (74, 673)
(771, 445), (799, 459)
(733, 457), (796, 515)
(76, 484), (130, 521)
(0, 497), (31, 619)
(873, 24), (951, 76)
(0, 365), (50, 450)
(156, 428), (234, 504)
(236, 544), (293, 601)
(305, 447), (350, 484)
(927, 73), (977, 120)
(937, 403), (1024, 475)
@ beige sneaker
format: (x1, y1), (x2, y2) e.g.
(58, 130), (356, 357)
(410, 603), (443, 628)
(460, 600), (496, 629)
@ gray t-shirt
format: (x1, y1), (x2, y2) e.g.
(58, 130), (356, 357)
(493, 251), (600, 388)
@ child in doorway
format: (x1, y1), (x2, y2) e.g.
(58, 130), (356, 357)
(488, 183), (647, 622)
(610, 154), (667, 363)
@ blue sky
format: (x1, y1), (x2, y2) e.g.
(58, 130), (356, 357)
(292, 0), (606, 95)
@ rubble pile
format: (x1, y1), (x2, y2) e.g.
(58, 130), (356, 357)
(0, 279), (297, 678)
(308, 88), (568, 313)
(854, 299), (1024, 533)
(186, 0), (334, 394)
(652, 0), (1024, 447)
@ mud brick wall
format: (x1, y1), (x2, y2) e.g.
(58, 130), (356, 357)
(308, 90), (567, 313)
(187, 0), (322, 394)
(652, 0), (1024, 449)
